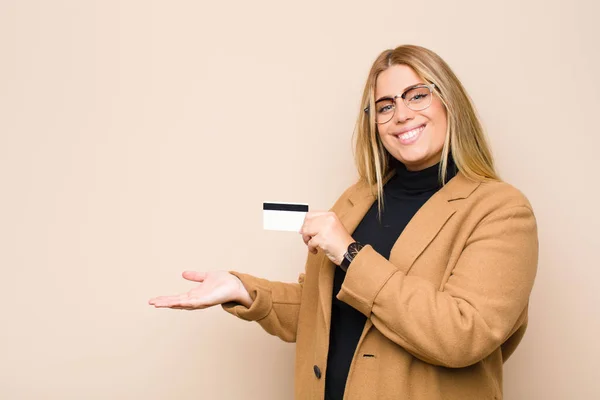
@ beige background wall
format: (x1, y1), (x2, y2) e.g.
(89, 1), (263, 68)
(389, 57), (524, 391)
(1, 0), (598, 399)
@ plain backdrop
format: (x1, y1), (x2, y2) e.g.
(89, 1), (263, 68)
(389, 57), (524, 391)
(1, 0), (599, 399)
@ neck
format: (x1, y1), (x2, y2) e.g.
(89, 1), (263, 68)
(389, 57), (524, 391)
(403, 153), (443, 172)
(385, 153), (457, 196)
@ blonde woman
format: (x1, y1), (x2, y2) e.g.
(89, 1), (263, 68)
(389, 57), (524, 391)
(149, 45), (538, 400)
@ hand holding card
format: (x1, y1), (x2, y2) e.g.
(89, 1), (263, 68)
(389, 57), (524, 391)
(299, 211), (355, 266)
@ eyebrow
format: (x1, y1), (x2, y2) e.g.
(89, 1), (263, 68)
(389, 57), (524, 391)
(375, 82), (425, 102)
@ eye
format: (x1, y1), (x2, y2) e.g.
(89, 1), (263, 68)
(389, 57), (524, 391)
(376, 100), (395, 113)
(410, 93), (428, 102)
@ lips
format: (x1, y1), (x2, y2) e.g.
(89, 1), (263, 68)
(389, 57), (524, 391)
(393, 123), (427, 145)
(393, 123), (427, 137)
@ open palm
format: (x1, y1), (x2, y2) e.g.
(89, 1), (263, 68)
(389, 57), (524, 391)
(148, 270), (246, 310)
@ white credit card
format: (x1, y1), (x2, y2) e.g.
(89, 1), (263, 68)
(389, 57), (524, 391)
(263, 202), (309, 232)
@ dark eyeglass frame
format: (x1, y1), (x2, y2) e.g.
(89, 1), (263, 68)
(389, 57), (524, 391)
(364, 83), (437, 124)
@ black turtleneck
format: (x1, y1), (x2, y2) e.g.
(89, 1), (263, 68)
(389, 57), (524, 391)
(324, 157), (457, 400)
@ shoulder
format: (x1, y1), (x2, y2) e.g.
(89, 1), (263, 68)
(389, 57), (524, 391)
(471, 179), (534, 212)
(455, 177), (537, 229)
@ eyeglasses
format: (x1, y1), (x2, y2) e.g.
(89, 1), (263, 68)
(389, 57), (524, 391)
(364, 83), (436, 124)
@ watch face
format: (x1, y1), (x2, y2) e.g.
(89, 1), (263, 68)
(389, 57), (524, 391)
(348, 242), (363, 257)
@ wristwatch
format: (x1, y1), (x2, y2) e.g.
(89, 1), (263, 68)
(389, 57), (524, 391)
(340, 241), (364, 272)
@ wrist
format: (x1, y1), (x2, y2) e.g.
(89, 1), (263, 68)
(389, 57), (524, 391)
(339, 241), (364, 271)
(233, 276), (254, 308)
(337, 238), (355, 266)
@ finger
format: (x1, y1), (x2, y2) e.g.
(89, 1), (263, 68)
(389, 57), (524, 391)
(149, 294), (187, 308)
(302, 211), (335, 233)
(300, 218), (319, 236)
(148, 295), (174, 305)
(302, 212), (327, 228)
(302, 233), (312, 246)
(182, 271), (207, 283)
(176, 294), (200, 309)
(307, 236), (319, 254)
(169, 297), (199, 310)
(303, 234), (318, 253)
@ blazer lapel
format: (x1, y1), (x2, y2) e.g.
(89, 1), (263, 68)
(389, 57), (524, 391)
(387, 193), (456, 274)
(389, 172), (481, 274)
(317, 171), (480, 331)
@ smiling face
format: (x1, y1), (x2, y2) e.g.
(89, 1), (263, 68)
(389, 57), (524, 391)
(375, 64), (447, 171)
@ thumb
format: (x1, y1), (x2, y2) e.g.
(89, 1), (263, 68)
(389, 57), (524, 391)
(182, 271), (207, 282)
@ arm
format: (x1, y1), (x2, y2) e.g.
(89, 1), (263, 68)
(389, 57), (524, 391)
(222, 271), (305, 343)
(337, 205), (538, 368)
(149, 270), (303, 343)
(221, 184), (361, 342)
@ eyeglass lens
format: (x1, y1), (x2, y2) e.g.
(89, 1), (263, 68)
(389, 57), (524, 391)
(375, 86), (432, 124)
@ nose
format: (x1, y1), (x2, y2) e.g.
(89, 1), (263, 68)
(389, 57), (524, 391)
(394, 99), (414, 123)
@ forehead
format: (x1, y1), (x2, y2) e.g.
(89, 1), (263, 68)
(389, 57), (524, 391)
(375, 64), (423, 97)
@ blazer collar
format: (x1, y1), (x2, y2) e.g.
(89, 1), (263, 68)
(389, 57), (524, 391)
(347, 169), (480, 207)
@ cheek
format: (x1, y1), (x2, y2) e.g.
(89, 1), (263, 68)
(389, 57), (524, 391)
(376, 126), (394, 148)
(428, 104), (448, 144)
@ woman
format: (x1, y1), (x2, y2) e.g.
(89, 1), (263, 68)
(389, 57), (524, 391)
(149, 45), (538, 400)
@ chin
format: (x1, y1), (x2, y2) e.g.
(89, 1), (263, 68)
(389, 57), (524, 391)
(394, 149), (429, 166)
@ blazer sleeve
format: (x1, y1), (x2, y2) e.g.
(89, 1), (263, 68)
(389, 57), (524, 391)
(221, 271), (304, 343)
(336, 204), (539, 368)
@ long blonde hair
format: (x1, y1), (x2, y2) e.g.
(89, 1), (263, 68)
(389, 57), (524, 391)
(353, 45), (498, 215)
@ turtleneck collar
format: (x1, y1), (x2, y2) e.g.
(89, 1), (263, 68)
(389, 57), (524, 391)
(385, 153), (458, 197)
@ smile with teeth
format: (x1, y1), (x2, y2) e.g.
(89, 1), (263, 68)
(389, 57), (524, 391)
(396, 124), (426, 141)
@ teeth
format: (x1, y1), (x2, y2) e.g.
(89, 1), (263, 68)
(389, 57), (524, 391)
(398, 125), (425, 140)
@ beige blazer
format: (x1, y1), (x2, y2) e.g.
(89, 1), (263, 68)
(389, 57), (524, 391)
(223, 171), (538, 400)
